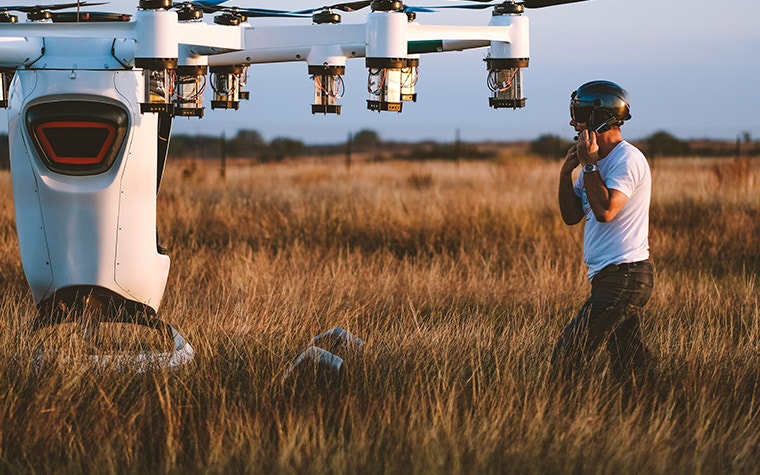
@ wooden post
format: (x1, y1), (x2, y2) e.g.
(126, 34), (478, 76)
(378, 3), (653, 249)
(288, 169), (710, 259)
(220, 131), (227, 179)
(345, 132), (352, 173)
(455, 128), (461, 166)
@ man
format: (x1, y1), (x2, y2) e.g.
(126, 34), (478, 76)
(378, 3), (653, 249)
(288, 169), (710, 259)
(551, 80), (654, 385)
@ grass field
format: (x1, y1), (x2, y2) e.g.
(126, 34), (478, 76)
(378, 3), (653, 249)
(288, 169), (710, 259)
(0, 152), (758, 473)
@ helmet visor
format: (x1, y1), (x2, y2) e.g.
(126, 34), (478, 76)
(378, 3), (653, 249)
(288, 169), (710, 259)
(570, 103), (594, 124)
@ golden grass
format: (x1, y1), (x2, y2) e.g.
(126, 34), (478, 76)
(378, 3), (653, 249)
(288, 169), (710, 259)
(0, 155), (758, 473)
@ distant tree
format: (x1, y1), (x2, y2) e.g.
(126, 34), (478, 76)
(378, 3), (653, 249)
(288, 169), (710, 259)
(530, 134), (572, 159)
(352, 129), (381, 151)
(265, 137), (304, 161)
(169, 133), (222, 158)
(645, 130), (690, 157)
(229, 130), (265, 158)
(405, 142), (495, 161)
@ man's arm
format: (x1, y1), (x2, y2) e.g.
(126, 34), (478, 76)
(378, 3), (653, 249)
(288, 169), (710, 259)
(558, 145), (584, 225)
(580, 172), (628, 222)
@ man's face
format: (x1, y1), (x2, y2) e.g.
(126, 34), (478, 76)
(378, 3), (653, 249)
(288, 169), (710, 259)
(569, 102), (593, 132)
(569, 118), (588, 132)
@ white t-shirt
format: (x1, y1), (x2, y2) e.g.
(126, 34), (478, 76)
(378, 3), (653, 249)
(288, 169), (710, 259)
(573, 140), (651, 281)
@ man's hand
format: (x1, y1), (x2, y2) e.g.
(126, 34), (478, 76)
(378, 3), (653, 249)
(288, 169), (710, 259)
(561, 143), (580, 176)
(577, 129), (600, 165)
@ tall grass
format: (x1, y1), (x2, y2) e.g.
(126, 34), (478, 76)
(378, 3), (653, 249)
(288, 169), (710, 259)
(0, 155), (758, 473)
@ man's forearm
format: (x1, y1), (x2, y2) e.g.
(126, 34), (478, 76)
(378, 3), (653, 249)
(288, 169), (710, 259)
(558, 172), (583, 225)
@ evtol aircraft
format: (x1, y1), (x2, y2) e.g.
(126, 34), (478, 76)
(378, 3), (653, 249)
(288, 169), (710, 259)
(0, 0), (589, 369)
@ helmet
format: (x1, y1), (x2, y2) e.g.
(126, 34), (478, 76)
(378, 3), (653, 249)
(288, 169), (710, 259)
(570, 80), (631, 133)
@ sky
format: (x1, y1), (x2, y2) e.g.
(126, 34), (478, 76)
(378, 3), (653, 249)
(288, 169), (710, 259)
(7, 0), (760, 144)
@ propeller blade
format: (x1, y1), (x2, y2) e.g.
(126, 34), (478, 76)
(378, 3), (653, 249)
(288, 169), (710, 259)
(172, 1), (227, 13)
(194, 0), (227, 6)
(424, 0), (590, 6)
(329, 0), (372, 12)
(404, 5), (442, 12)
(51, 10), (132, 21)
(233, 8), (311, 18)
(292, 1), (372, 15)
(523, 0), (591, 8)
(177, 2), (311, 18)
(411, 3), (498, 10)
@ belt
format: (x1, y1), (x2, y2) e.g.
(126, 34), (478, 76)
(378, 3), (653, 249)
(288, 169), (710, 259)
(601, 259), (652, 273)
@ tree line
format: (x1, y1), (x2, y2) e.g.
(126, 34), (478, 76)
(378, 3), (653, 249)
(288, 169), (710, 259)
(168, 129), (759, 162)
(530, 130), (758, 160)
(0, 129), (756, 169)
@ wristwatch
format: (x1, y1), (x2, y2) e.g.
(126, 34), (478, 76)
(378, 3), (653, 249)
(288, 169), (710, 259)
(583, 163), (599, 174)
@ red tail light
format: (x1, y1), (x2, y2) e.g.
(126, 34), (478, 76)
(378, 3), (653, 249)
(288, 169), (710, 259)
(35, 121), (117, 166)
(27, 101), (128, 176)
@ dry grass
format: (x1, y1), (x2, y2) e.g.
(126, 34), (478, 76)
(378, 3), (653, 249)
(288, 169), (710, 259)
(0, 155), (758, 473)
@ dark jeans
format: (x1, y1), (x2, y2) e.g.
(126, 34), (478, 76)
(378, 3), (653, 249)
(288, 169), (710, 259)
(550, 259), (654, 382)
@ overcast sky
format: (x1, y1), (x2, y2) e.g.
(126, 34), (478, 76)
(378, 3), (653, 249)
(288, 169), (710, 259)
(7, 0), (760, 143)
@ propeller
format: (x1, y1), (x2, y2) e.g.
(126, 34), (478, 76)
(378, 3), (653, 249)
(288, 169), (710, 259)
(292, 0), (438, 18)
(186, 1), (375, 24)
(436, 0), (590, 7)
(169, 1), (314, 23)
(221, 8), (311, 18)
(522, 0), (591, 7)
(0, 1), (108, 12)
(0, 1), (109, 21)
(183, 3), (311, 18)
(291, 1), (373, 14)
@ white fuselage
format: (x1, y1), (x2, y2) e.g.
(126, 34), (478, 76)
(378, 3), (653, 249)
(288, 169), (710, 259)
(8, 38), (169, 311)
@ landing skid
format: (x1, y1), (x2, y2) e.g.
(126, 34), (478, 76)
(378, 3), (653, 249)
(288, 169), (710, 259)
(31, 320), (195, 372)
(83, 324), (194, 371)
(31, 287), (195, 371)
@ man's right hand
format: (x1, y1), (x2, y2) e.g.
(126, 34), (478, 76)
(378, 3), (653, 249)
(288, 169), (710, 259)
(576, 129), (600, 165)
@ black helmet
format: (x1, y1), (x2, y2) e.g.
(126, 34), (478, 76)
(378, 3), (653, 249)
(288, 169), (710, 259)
(570, 80), (632, 133)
